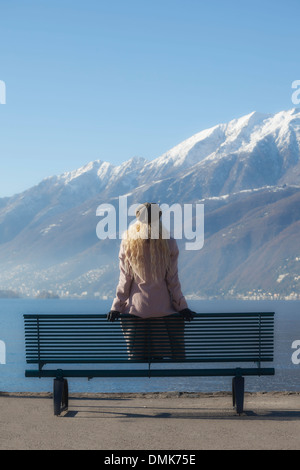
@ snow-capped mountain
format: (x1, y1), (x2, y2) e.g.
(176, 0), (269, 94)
(0, 108), (299, 299)
(139, 107), (300, 184)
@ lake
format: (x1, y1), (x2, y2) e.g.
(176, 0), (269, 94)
(0, 298), (299, 394)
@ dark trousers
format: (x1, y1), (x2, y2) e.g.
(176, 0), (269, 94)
(121, 315), (185, 361)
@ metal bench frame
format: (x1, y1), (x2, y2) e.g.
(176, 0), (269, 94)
(24, 312), (275, 416)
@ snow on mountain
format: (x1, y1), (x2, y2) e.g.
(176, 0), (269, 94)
(1, 107), (299, 207)
(40, 156), (147, 195)
(58, 160), (113, 185)
(136, 108), (300, 187)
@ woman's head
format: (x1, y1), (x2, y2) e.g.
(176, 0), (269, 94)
(135, 202), (162, 225)
(134, 202), (162, 240)
(122, 202), (170, 282)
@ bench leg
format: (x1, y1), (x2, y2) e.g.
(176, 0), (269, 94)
(232, 376), (244, 415)
(53, 378), (69, 416)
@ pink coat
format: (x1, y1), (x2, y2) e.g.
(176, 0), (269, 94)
(111, 238), (188, 318)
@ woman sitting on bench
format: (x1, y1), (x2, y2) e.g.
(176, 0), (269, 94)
(107, 202), (194, 360)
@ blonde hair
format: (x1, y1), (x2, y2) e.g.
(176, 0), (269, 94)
(122, 221), (170, 282)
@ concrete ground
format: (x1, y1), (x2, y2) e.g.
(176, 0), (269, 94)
(0, 391), (299, 450)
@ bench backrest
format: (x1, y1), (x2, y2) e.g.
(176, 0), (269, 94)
(24, 312), (274, 368)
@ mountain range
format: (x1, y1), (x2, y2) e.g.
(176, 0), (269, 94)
(0, 107), (299, 299)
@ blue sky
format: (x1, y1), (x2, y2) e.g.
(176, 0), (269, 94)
(0, 0), (299, 197)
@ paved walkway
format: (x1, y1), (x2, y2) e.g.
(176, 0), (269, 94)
(0, 392), (299, 450)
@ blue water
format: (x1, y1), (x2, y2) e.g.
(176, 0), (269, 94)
(0, 299), (299, 394)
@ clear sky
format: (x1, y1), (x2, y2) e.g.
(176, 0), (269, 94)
(0, 0), (299, 197)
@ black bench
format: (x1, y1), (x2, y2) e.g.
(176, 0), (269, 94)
(24, 312), (275, 416)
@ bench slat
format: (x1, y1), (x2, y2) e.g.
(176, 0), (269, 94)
(25, 367), (275, 378)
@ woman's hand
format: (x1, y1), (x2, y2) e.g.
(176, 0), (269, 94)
(179, 308), (195, 322)
(107, 310), (121, 322)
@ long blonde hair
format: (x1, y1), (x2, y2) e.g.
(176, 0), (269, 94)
(122, 220), (171, 282)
